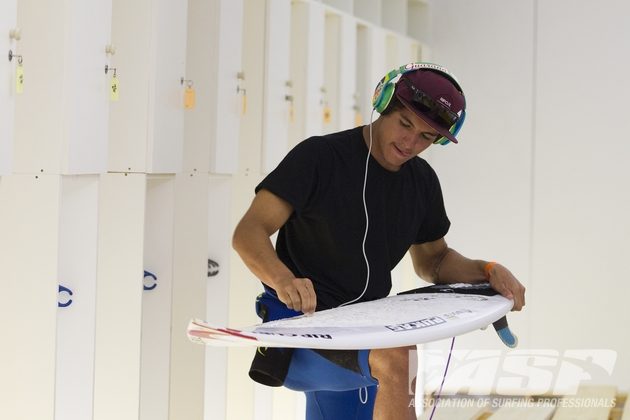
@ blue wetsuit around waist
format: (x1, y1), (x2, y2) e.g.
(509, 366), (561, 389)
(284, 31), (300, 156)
(250, 291), (378, 420)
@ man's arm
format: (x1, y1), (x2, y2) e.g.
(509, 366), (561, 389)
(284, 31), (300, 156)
(232, 189), (317, 313)
(409, 238), (526, 311)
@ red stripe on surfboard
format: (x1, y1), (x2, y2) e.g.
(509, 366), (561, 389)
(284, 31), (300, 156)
(217, 328), (258, 341)
(188, 321), (258, 342)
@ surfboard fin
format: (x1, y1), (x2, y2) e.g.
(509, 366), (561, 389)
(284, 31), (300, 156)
(492, 316), (518, 348)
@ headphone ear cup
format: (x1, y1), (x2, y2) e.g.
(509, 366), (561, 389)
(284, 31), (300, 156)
(374, 82), (396, 113)
(435, 110), (466, 146)
(450, 110), (466, 137)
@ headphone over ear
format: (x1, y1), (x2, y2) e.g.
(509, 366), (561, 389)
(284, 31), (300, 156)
(372, 62), (466, 145)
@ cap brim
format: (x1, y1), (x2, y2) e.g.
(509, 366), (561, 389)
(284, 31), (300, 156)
(397, 96), (459, 144)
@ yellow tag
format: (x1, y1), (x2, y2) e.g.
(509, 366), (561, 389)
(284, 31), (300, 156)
(289, 104), (294, 123)
(323, 106), (332, 124)
(110, 76), (119, 101)
(241, 93), (247, 115)
(16, 64), (24, 94)
(184, 86), (196, 109)
(355, 111), (363, 126)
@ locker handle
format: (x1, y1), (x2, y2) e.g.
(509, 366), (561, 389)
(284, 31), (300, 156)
(8, 50), (23, 64)
(143, 270), (158, 291)
(9, 28), (21, 41)
(208, 259), (220, 277)
(58, 285), (73, 308)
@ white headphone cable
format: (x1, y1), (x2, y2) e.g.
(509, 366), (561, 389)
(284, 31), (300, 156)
(339, 109), (376, 307)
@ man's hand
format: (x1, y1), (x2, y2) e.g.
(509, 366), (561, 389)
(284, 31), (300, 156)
(274, 277), (317, 314)
(486, 263), (526, 311)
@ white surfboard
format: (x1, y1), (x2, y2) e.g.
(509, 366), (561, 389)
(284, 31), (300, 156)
(187, 283), (518, 350)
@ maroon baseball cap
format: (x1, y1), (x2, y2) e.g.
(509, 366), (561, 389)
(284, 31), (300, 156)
(394, 70), (465, 144)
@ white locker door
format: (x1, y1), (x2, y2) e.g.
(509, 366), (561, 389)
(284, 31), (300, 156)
(108, 0), (152, 173)
(14, 2), (65, 174)
(109, 0), (187, 174)
(337, 14), (358, 130)
(211, 0), (244, 174)
(148, 0), (187, 174)
(357, 25), (387, 124)
(396, 37), (417, 66)
(93, 173), (146, 420)
(262, 0), (292, 174)
(204, 177), (232, 420)
(323, 12), (357, 134)
(289, 1), (325, 148)
(0, 0), (17, 175)
(385, 33), (400, 70)
(55, 175), (99, 420)
(62, 0), (112, 174)
(0, 175), (61, 420)
(140, 176), (175, 420)
(354, 0), (382, 26)
(14, 0), (112, 175)
(323, 12), (341, 135)
(170, 173), (208, 420)
(380, 0), (407, 35)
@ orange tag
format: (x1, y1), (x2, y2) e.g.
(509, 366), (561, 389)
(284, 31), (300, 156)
(323, 106), (332, 124)
(184, 86), (196, 109)
(354, 111), (363, 126)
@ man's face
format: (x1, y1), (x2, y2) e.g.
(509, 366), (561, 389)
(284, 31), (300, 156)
(373, 106), (441, 171)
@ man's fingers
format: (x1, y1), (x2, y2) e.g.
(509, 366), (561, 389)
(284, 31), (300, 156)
(277, 278), (316, 313)
(296, 278), (316, 314)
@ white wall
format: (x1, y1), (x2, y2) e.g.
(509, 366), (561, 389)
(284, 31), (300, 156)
(427, 0), (630, 392)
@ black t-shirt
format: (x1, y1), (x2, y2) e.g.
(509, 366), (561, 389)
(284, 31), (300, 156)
(256, 126), (450, 310)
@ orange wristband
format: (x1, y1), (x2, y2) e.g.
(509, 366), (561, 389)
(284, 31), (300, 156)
(484, 261), (497, 280)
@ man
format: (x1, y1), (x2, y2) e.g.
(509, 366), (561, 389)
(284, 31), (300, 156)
(233, 63), (525, 420)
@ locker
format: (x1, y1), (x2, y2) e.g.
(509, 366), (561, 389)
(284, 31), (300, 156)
(13, 0), (112, 175)
(169, 172), (208, 420)
(322, 10), (358, 134)
(184, 0), (244, 175)
(0, 175), (61, 420)
(55, 175), (99, 420)
(93, 173), (146, 420)
(108, 0), (188, 174)
(204, 176), (233, 420)
(262, 0), (293, 174)
(0, 0), (17, 175)
(289, 0), (326, 148)
(381, 0), (408, 35)
(356, 24), (388, 125)
(140, 176), (175, 420)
